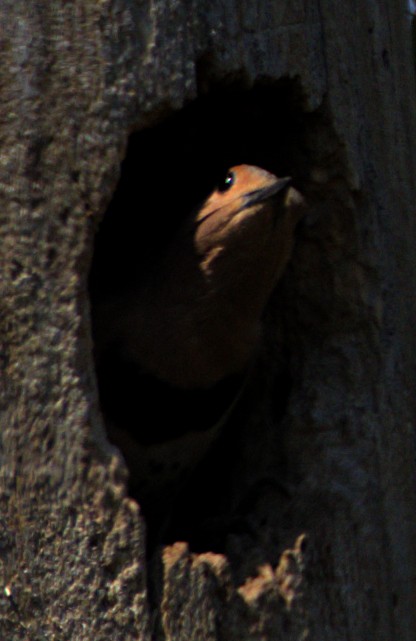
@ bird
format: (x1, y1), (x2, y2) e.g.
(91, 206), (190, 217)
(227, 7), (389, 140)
(91, 164), (304, 531)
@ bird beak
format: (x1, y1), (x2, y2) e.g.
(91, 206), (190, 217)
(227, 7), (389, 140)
(243, 176), (292, 208)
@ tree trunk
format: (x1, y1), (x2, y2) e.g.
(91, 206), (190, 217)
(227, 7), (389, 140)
(1, 1), (416, 640)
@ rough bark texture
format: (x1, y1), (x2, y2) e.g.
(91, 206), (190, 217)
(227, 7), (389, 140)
(1, 1), (416, 640)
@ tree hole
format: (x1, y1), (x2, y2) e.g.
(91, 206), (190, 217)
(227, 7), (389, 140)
(89, 78), (319, 557)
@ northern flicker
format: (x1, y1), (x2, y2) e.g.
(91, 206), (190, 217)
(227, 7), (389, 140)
(92, 164), (304, 525)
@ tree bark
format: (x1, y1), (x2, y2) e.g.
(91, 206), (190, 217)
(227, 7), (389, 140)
(1, 1), (416, 640)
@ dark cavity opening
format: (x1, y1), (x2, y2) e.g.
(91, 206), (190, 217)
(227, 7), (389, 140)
(89, 79), (313, 555)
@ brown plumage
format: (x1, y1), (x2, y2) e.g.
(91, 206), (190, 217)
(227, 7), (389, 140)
(94, 164), (304, 390)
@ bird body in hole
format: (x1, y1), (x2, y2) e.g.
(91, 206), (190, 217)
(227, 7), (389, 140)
(92, 164), (304, 527)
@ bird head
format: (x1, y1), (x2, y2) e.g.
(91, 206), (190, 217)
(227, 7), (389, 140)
(192, 165), (304, 292)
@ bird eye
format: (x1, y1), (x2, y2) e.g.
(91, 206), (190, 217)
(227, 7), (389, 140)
(217, 171), (235, 193)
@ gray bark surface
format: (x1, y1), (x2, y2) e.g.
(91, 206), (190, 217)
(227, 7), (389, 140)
(1, 1), (416, 640)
